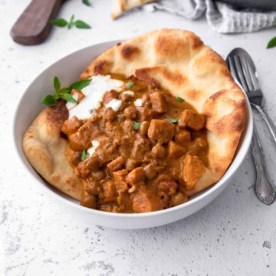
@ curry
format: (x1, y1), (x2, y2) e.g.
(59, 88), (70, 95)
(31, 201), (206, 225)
(61, 75), (208, 213)
(23, 29), (247, 214)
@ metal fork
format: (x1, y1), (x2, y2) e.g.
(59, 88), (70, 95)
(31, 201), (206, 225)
(226, 48), (276, 205)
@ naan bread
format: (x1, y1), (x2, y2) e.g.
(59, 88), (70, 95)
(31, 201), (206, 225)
(112, 0), (155, 19)
(23, 101), (83, 200)
(80, 29), (247, 196)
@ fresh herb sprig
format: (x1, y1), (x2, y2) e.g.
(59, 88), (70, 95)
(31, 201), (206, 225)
(41, 76), (92, 106)
(82, 0), (93, 7)
(267, 37), (276, 49)
(67, 15), (75, 29)
(50, 14), (91, 29)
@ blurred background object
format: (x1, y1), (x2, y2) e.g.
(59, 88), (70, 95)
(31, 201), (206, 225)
(115, 0), (276, 33)
(10, 0), (276, 46)
(10, 0), (64, 45)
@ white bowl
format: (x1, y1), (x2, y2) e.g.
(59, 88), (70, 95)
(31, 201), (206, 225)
(13, 41), (253, 229)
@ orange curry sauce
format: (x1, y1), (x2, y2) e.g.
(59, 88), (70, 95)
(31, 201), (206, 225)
(61, 75), (209, 213)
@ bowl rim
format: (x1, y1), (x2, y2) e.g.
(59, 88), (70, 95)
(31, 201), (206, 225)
(13, 40), (253, 219)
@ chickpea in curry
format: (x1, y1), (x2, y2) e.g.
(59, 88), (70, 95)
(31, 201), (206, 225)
(61, 75), (208, 213)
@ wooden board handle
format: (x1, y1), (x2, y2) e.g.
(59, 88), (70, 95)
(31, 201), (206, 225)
(10, 0), (63, 45)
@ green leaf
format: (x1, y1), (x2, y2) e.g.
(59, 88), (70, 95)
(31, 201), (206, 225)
(53, 93), (59, 100)
(125, 81), (134, 88)
(70, 79), (92, 91)
(41, 95), (57, 106)
(267, 37), (276, 49)
(50, 18), (68, 27)
(176, 96), (184, 102)
(74, 20), (91, 29)
(132, 122), (141, 130)
(81, 150), (87, 161)
(60, 94), (77, 103)
(41, 76), (90, 107)
(165, 117), (180, 124)
(53, 76), (61, 92)
(59, 87), (71, 95)
(50, 16), (91, 30)
(68, 15), (75, 29)
(82, 0), (92, 6)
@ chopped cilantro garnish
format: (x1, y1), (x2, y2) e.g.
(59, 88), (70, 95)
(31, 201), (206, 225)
(132, 122), (141, 130)
(81, 150), (87, 161)
(165, 117), (180, 124)
(125, 81), (134, 88)
(176, 96), (184, 102)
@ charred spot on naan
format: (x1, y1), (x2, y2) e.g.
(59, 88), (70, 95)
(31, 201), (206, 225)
(46, 100), (68, 125)
(80, 60), (113, 79)
(120, 44), (140, 60)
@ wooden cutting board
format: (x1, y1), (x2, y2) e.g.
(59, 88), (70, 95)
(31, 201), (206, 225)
(10, 0), (64, 45)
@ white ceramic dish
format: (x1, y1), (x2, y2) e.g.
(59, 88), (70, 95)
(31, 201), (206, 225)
(13, 40), (253, 229)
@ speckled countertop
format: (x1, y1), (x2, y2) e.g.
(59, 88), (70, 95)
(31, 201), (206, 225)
(1, 1), (276, 275)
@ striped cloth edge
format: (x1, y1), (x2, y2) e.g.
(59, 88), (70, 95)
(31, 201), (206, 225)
(143, 0), (276, 33)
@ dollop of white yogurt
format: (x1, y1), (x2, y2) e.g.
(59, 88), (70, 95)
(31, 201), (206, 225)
(68, 75), (123, 119)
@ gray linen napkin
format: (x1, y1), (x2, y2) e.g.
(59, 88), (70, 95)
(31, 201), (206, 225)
(144, 0), (276, 33)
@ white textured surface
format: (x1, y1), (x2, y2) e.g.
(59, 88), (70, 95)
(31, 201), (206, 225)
(1, 0), (276, 275)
